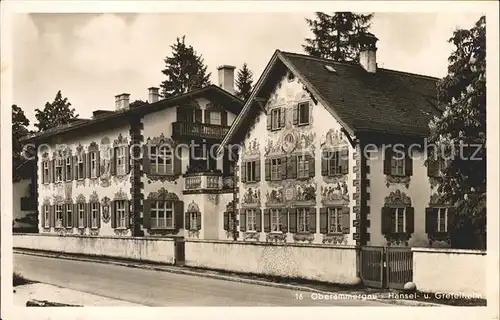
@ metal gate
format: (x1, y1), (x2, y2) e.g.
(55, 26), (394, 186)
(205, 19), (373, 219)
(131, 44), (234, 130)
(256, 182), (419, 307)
(360, 246), (413, 289)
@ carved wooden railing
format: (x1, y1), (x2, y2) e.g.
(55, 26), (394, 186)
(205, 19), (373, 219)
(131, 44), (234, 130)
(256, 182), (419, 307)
(183, 172), (223, 192)
(172, 122), (230, 140)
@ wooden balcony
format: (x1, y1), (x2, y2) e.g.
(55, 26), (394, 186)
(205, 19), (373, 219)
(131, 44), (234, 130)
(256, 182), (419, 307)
(183, 172), (235, 194)
(172, 121), (230, 141)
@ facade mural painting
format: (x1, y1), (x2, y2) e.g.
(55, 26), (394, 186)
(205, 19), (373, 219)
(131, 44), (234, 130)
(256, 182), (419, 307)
(385, 175), (411, 189)
(207, 194), (220, 205)
(145, 133), (179, 183)
(101, 196), (111, 224)
(382, 190), (414, 247)
(320, 181), (349, 205)
(100, 137), (112, 188)
(186, 200), (201, 238)
(242, 138), (260, 159)
(241, 188), (261, 207)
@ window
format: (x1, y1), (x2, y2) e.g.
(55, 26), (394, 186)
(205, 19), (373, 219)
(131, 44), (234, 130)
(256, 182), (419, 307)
(270, 209), (281, 232)
(151, 146), (173, 175)
(297, 155), (309, 178)
(328, 150), (341, 175)
(77, 154), (85, 180)
(65, 157), (72, 181)
(328, 207), (342, 233)
(246, 209), (256, 231)
(190, 212), (198, 230)
(271, 158), (282, 181)
(436, 207), (448, 233)
(298, 102), (309, 125)
(43, 161), (49, 183)
(271, 108), (281, 130)
(116, 200), (127, 228)
(65, 204), (73, 228)
(209, 111), (221, 125)
(297, 208), (309, 233)
(55, 159), (63, 182)
(151, 201), (174, 229)
(55, 204), (63, 228)
(43, 205), (50, 228)
(90, 152), (98, 178)
(391, 207), (406, 233)
(91, 203), (99, 228)
(246, 161), (256, 182)
(391, 154), (405, 176)
(116, 147), (126, 176)
(78, 203), (85, 228)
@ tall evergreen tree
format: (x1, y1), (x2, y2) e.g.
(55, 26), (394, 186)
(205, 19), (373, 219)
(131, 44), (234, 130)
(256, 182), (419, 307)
(12, 104), (33, 181)
(235, 63), (253, 101)
(428, 16), (486, 249)
(303, 12), (374, 62)
(34, 90), (78, 132)
(160, 36), (211, 98)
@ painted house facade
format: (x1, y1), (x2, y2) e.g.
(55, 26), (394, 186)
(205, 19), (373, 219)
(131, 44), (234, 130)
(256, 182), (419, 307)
(221, 34), (452, 248)
(22, 66), (243, 240)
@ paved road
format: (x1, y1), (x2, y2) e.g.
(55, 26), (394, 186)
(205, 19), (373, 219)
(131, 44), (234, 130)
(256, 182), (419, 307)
(14, 253), (387, 306)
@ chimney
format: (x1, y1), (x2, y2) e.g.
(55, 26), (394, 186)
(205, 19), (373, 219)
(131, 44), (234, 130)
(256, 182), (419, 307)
(217, 65), (236, 94)
(115, 93), (130, 111)
(148, 87), (160, 103)
(359, 32), (378, 73)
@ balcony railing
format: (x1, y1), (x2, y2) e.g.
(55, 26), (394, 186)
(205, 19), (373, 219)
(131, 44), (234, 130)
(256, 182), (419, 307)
(172, 121), (230, 140)
(184, 173), (222, 191)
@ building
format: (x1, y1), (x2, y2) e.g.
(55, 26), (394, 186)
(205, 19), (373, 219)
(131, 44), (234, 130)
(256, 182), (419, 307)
(221, 33), (452, 247)
(21, 66), (243, 240)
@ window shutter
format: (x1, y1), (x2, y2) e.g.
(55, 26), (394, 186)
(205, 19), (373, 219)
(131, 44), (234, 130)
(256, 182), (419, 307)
(83, 203), (88, 228)
(405, 150), (413, 176)
(185, 211), (190, 230)
(62, 205), (67, 227)
(223, 212), (229, 231)
(263, 209), (270, 232)
(264, 159), (271, 181)
(204, 110), (210, 124)
(447, 206), (456, 232)
(280, 107), (285, 128)
(72, 156), (78, 180)
(124, 146), (130, 174)
(255, 159), (261, 182)
(142, 144), (151, 174)
(221, 111), (228, 126)
(321, 150), (329, 176)
(320, 207), (328, 234)
(341, 147), (349, 174)
(280, 156), (287, 180)
(50, 205), (55, 227)
(174, 201), (184, 230)
(383, 148), (392, 175)
(280, 208), (288, 232)
(143, 199), (151, 229)
(82, 153), (88, 179)
(110, 148), (117, 176)
(308, 154), (315, 177)
(73, 204), (78, 228)
(111, 201), (117, 228)
(124, 200), (130, 228)
(240, 161), (247, 183)
(41, 205), (46, 227)
(406, 206), (415, 233)
(308, 207), (316, 233)
(287, 156), (297, 179)
(97, 204), (101, 228)
(62, 160), (66, 181)
(196, 212), (202, 230)
(49, 160), (54, 183)
(425, 207), (436, 234)
(266, 111), (272, 130)
(96, 151), (101, 177)
(195, 109), (202, 123)
(341, 206), (350, 234)
(174, 146), (182, 175)
(427, 158), (439, 178)
(293, 103), (298, 125)
(239, 210), (246, 232)
(289, 208), (297, 233)
(256, 209), (262, 232)
(381, 207), (392, 234)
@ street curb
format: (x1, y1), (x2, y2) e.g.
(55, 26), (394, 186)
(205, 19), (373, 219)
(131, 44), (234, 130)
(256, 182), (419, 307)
(14, 249), (441, 307)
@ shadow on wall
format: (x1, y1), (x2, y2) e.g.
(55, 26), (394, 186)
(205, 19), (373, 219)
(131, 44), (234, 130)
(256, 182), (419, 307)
(13, 212), (39, 233)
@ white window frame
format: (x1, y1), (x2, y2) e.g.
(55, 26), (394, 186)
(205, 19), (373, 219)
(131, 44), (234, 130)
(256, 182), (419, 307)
(209, 111), (221, 125)
(65, 157), (72, 181)
(271, 108), (281, 130)
(328, 207), (342, 233)
(116, 146), (126, 176)
(271, 158), (281, 181)
(116, 200), (127, 228)
(270, 209), (281, 232)
(77, 154), (85, 180)
(151, 200), (174, 229)
(151, 146), (173, 175)
(90, 152), (98, 178)
(391, 207), (406, 233)
(298, 102), (310, 125)
(43, 205), (50, 228)
(78, 203), (85, 228)
(297, 155), (309, 178)
(55, 204), (63, 228)
(43, 161), (49, 183)
(436, 207), (449, 233)
(297, 208), (309, 233)
(190, 211), (198, 230)
(246, 209), (256, 231)
(328, 150), (341, 176)
(91, 202), (99, 228)
(65, 203), (73, 228)
(55, 159), (64, 183)
(391, 155), (405, 176)
(246, 160), (256, 182)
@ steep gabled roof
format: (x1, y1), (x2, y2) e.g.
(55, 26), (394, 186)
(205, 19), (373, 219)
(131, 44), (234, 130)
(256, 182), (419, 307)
(22, 85), (244, 143)
(221, 50), (440, 150)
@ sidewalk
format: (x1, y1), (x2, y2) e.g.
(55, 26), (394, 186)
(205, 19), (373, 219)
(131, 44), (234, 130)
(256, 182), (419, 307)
(13, 248), (486, 307)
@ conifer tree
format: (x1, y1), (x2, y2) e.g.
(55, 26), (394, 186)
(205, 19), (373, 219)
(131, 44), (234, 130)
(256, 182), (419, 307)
(34, 90), (78, 132)
(235, 63), (253, 100)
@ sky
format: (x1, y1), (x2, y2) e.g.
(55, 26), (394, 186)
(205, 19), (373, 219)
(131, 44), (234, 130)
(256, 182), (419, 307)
(12, 11), (483, 129)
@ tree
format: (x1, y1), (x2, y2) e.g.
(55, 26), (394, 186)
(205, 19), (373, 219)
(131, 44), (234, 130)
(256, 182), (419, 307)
(130, 99), (148, 108)
(12, 104), (33, 181)
(428, 16), (486, 249)
(235, 63), (253, 101)
(303, 12), (374, 62)
(34, 90), (78, 132)
(160, 36), (211, 98)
